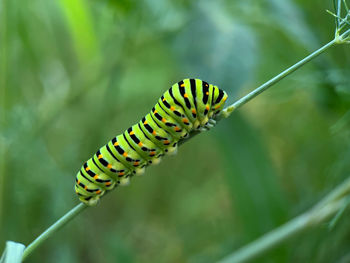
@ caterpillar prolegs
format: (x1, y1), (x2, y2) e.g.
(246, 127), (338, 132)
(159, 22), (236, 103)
(75, 79), (228, 205)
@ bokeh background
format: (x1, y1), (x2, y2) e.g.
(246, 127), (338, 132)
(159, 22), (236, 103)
(1, 0), (350, 262)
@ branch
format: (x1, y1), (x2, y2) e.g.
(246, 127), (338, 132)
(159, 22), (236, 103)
(19, 23), (350, 263)
(21, 203), (87, 261)
(220, 28), (350, 118)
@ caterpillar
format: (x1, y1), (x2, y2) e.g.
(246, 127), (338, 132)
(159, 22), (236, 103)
(75, 78), (228, 206)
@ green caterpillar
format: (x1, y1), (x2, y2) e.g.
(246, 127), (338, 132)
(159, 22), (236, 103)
(75, 78), (228, 205)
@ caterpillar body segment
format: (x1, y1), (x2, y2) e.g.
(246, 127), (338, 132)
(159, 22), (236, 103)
(95, 145), (129, 180)
(152, 103), (188, 139)
(140, 114), (178, 155)
(124, 125), (163, 165)
(75, 78), (228, 205)
(112, 135), (147, 175)
(160, 90), (194, 132)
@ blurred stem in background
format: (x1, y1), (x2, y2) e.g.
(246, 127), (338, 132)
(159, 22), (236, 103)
(0, 0), (8, 232)
(20, 28), (350, 261)
(219, 177), (350, 263)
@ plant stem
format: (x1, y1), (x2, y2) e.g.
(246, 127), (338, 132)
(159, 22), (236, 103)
(20, 34), (349, 261)
(218, 177), (350, 263)
(21, 203), (87, 261)
(183, 37), (339, 143)
(220, 38), (337, 118)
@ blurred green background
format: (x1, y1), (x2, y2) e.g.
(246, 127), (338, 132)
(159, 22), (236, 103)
(1, 0), (350, 262)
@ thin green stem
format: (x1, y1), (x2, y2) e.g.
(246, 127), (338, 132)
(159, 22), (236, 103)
(220, 39), (337, 118)
(338, 0), (342, 27)
(218, 212), (312, 263)
(21, 203), (87, 261)
(220, 29), (350, 119)
(20, 33), (350, 262)
(340, 28), (350, 40)
(218, 177), (350, 263)
(182, 37), (338, 144)
(313, 175), (350, 210)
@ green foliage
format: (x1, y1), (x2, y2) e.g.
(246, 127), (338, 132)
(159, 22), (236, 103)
(0, 0), (350, 262)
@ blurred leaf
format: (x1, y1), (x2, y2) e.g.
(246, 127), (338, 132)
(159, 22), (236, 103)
(215, 114), (289, 261)
(59, 0), (99, 64)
